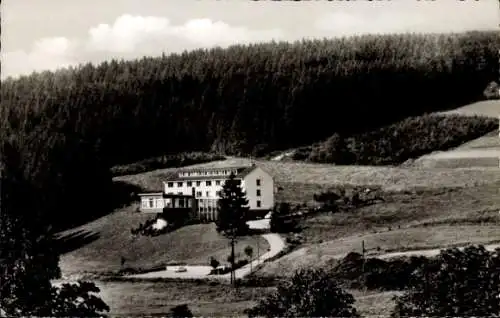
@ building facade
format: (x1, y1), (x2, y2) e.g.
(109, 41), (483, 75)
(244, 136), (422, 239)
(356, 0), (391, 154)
(138, 164), (274, 221)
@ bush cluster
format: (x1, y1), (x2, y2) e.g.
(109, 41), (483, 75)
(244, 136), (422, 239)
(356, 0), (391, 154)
(208, 259), (249, 275)
(130, 217), (170, 237)
(330, 252), (430, 290)
(300, 114), (498, 165)
(313, 185), (386, 213)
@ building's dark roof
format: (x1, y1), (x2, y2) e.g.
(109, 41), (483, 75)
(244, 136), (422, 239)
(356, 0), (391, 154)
(163, 193), (194, 198)
(163, 165), (257, 182)
(138, 192), (163, 196)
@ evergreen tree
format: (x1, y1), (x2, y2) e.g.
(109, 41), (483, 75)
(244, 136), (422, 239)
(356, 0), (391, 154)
(215, 173), (249, 235)
(216, 172), (250, 284)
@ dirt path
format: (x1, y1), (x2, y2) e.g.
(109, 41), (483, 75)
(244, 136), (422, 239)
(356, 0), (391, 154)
(127, 220), (285, 280)
(271, 150), (295, 161)
(318, 243), (500, 261)
(375, 243), (500, 259)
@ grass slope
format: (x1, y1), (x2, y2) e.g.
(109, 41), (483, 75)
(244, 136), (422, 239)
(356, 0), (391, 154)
(93, 280), (395, 317)
(58, 205), (269, 276)
(254, 182), (500, 277)
(117, 157), (500, 204)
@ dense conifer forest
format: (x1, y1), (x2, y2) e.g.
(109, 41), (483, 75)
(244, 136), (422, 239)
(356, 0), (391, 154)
(1, 31), (498, 229)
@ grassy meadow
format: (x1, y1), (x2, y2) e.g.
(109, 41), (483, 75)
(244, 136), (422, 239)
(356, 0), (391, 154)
(58, 205), (269, 277)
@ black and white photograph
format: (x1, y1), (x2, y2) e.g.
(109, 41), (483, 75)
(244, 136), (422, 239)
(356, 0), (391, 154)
(1, 0), (499, 316)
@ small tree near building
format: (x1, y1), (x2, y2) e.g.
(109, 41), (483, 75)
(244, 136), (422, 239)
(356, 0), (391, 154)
(209, 257), (220, 270)
(244, 245), (254, 272)
(247, 268), (360, 318)
(216, 172), (250, 284)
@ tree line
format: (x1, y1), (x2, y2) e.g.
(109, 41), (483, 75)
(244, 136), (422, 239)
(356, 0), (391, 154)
(2, 32), (498, 164)
(1, 32), (498, 315)
(0, 32), (497, 228)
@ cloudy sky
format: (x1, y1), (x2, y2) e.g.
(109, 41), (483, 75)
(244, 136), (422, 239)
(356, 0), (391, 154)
(2, 0), (499, 79)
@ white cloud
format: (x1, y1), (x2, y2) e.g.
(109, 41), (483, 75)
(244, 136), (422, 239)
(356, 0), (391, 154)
(2, 37), (79, 78)
(314, 11), (428, 36)
(2, 15), (285, 79)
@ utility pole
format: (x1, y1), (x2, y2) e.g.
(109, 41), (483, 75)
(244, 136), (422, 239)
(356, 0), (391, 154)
(230, 227), (236, 285)
(361, 240), (366, 274)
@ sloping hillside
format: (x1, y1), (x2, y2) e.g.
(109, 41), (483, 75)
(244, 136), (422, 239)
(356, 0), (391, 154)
(58, 205), (268, 277)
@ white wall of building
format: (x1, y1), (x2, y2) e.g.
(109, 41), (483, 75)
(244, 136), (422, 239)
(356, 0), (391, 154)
(241, 167), (274, 210)
(161, 166), (274, 211)
(164, 178), (226, 199)
(139, 194), (164, 213)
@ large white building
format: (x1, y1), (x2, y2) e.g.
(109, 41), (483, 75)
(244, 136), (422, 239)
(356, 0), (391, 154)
(138, 164), (274, 221)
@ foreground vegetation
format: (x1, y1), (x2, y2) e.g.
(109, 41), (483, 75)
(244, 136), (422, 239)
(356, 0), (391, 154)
(294, 114), (498, 165)
(93, 245), (499, 317)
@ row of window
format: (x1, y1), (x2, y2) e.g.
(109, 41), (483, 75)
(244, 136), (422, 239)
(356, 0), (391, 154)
(168, 180), (221, 188)
(144, 197), (263, 209)
(166, 189), (262, 198)
(167, 178), (261, 188)
(179, 169), (238, 177)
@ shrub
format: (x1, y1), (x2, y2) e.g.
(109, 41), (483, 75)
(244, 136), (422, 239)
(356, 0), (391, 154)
(306, 114), (498, 165)
(313, 186), (386, 213)
(270, 202), (300, 233)
(246, 268), (359, 317)
(130, 217), (171, 237)
(330, 252), (431, 291)
(483, 81), (500, 99)
(209, 257), (220, 269)
(168, 304), (193, 318)
(392, 245), (500, 317)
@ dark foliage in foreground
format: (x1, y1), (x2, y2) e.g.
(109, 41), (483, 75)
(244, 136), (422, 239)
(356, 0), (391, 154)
(392, 245), (500, 317)
(0, 140), (109, 317)
(246, 268), (359, 317)
(297, 114), (498, 165)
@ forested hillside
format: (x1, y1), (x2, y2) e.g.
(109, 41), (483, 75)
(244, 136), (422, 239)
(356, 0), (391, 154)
(1, 31), (498, 228)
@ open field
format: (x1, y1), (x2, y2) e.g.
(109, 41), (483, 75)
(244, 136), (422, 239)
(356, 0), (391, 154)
(407, 100), (499, 168)
(457, 131), (499, 150)
(409, 129), (499, 169)
(116, 157), (500, 201)
(436, 100), (499, 118)
(93, 280), (271, 317)
(256, 225), (500, 278)
(80, 280), (393, 317)
(253, 182), (500, 277)
(58, 206), (268, 277)
(350, 290), (400, 317)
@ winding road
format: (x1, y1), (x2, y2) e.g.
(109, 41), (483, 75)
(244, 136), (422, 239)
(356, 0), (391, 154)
(128, 219), (285, 280)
